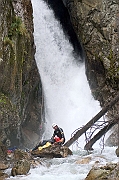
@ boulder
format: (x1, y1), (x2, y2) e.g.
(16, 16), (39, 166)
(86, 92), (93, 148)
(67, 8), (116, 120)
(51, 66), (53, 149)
(76, 157), (92, 164)
(0, 170), (9, 180)
(13, 149), (31, 161)
(115, 147), (119, 157)
(0, 145), (13, 179)
(31, 145), (73, 158)
(85, 163), (119, 180)
(0, 163), (9, 170)
(11, 159), (30, 176)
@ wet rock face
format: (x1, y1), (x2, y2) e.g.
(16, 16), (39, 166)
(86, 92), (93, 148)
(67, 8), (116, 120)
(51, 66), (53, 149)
(0, 0), (42, 148)
(0, 142), (7, 160)
(11, 159), (30, 176)
(63, 0), (119, 145)
(64, 0), (119, 106)
(85, 163), (119, 180)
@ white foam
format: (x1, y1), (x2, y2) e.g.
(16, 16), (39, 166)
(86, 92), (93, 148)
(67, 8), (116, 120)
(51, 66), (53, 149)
(31, 0), (102, 147)
(7, 147), (118, 180)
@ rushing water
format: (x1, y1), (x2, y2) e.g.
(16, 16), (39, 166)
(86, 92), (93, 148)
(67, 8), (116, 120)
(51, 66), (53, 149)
(7, 147), (118, 180)
(6, 0), (119, 179)
(31, 0), (102, 145)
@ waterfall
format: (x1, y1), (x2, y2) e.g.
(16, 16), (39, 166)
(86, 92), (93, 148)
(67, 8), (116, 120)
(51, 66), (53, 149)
(31, 0), (101, 147)
(8, 1), (119, 179)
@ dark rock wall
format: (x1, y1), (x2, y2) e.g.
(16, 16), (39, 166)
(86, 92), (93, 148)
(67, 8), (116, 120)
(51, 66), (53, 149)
(0, 0), (43, 149)
(63, 0), (119, 145)
(64, 0), (119, 101)
(63, 0), (119, 115)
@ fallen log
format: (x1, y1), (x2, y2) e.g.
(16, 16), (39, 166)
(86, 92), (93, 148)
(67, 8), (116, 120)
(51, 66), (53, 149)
(64, 93), (119, 147)
(84, 118), (119, 150)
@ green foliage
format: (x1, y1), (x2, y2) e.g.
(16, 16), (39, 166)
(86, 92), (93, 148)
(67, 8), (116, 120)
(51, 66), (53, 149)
(0, 94), (7, 104)
(4, 16), (28, 50)
(8, 16), (27, 37)
(4, 37), (14, 47)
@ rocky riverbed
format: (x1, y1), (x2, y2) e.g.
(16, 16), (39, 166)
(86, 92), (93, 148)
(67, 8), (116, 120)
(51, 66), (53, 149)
(0, 142), (119, 180)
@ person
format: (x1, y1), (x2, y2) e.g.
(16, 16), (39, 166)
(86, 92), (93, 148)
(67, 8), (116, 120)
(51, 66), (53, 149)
(32, 138), (53, 151)
(32, 123), (65, 151)
(52, 123), (65, 145)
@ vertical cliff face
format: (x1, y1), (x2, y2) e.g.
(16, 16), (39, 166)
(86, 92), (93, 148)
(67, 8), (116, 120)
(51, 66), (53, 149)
(63, 0), (119, 146)
(64, 0), (119, 114)
(0, 0), (43, 148)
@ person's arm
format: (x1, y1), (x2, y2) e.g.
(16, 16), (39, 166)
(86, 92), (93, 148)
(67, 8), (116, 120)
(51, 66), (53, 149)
(57, 138), (64, 143)
(58, 128), (65, 143)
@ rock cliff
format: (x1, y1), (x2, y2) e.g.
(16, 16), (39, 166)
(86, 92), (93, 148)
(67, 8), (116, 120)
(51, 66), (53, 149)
(63, 0), (119, 145)
(1, 0), (119, 149)
(63, 0), (119, 103)
(0, 0), (43, 149)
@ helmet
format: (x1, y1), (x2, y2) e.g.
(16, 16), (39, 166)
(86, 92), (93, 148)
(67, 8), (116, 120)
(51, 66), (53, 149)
(52, 123), (57, 128)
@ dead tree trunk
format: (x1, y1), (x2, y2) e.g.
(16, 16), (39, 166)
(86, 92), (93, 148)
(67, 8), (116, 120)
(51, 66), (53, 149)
(84, 118), (118, 150)
(64, 93), (119, 147)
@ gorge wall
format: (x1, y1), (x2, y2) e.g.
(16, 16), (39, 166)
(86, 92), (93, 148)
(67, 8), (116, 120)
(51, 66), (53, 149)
(63, 0), (119, 108)
(62, 0), (119, 145)
(0, 0), (119, 149)
(0, 0), (43, 149)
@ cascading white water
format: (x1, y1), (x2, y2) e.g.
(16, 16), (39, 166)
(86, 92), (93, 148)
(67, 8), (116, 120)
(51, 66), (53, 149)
(7, 1), (119, 180)
(31, 0), (101, 147)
